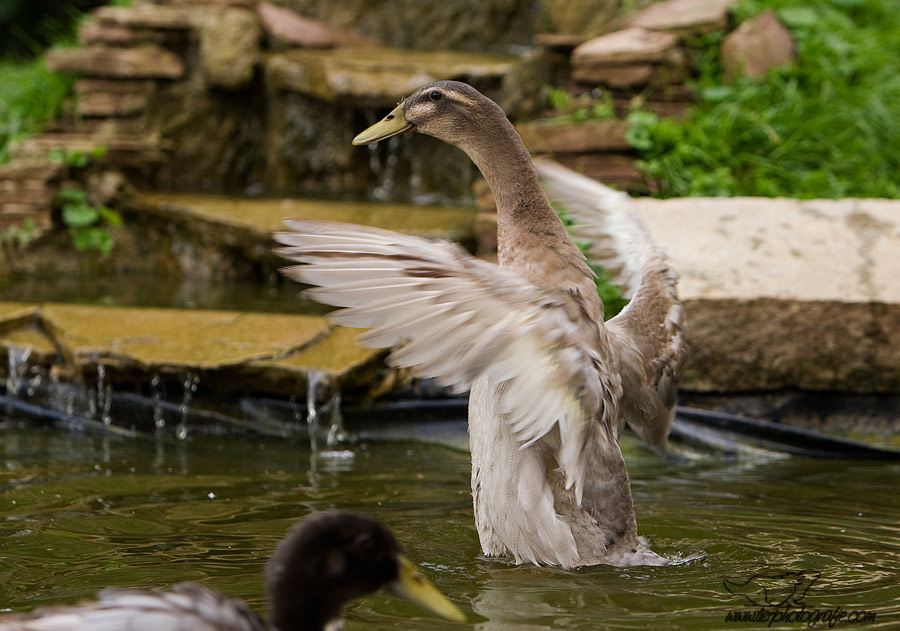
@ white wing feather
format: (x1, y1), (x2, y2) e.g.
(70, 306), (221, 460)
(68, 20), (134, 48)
(276, 220), (606, 501)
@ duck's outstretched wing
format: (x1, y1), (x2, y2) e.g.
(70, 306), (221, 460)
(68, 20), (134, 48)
(276, 219), (614, 502)
(0, 584), (266, 631)
(534, 159), (685, 455)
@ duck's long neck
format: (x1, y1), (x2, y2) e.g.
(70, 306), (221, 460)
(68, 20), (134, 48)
(462, 118), (599, 310)
(465, 122), (569, 269)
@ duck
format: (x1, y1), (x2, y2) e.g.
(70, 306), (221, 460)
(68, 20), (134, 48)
(0, 511), (466, 631)
(275, 81), (685, 568)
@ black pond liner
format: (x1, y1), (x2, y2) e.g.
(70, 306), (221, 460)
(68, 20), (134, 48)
(2, 387), (899, 460)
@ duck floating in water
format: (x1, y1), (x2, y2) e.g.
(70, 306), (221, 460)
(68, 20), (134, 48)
(276, 81), (685, 567)
(0, 511), (465, 631)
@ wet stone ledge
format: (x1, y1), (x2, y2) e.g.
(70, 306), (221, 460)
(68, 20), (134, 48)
(0, 302), (393, 422)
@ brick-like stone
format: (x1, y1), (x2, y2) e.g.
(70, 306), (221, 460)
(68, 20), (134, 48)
(629, 0), (738, 36)
(721, 10), (795, 80)
(92, 4), (199, 30)
(78, 20), (164, 45)
(517, 120), (630, 153)
(199, 8), (261, 89)
(573, 28), (682, 65)
(46, 45), (185, 79)
(77, 91), (150, 117)
(258, 1), (373, 48)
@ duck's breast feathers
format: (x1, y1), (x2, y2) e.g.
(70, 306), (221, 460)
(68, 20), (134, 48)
(0, 584), (266, 631)
(276, 219), (617, 501)
(535, 159), (686, 453)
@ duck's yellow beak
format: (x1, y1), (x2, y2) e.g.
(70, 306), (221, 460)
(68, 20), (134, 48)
(386, 554), (466, 623)
(352, 102), (414, 145)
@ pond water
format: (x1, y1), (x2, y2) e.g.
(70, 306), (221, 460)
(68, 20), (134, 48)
(1, 414), (898, 630)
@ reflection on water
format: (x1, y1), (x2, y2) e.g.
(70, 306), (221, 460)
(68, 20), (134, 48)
(1, 418), (899, 630)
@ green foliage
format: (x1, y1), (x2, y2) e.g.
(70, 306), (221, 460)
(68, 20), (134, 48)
(58, 187), (122, 257)
(49, 145), (108, 168)
(0, 218), (38, 247)
(554, 203), (628, 320)
(543, 86), (617, 125)
(0, 58), (74, 163)
(628, 0), (900, 198)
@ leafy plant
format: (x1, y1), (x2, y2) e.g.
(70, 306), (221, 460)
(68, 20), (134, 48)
(543, 86), (617, 124)
(58, 187), (122, 256)
(0, 58), (73, 164)
(0, 218), (38, 247)
(627, 0), (900, 199)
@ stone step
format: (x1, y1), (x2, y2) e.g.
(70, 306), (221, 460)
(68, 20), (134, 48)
(132, 193), (478, 243)
(266, 46), (532, 111)
(628, 0), (738, 36)
(78, 20), (166, 46)
(92, 4), (201, 30)
(0, 302), (385, 397)
(11, 133), (165, 167)
(517, 120), (631, 154)
(46, 44), (184, 79)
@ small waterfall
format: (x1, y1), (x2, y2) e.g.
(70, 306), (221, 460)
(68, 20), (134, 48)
(368, 135), (402, 200)
(5, 345), (32, 398)
(305, 370), (353, 463)
(176, 371), (200, 440)
(150, 373), (165, 429)
(96, 364), (112, 426)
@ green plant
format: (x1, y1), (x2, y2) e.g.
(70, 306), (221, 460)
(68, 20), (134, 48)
(0, 58), (74, 164)
(0, 218), (38, 247)
(627, 0), (900, 199)
(543, 86), (617, 124)
(49, 144), (108, 167)
(58, 187), (122, 256)
(554, 203), (628, 319)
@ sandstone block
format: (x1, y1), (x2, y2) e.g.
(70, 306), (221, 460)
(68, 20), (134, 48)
(199, 8), (261, 89)
(721, 10), (795, 80)
(92, 4), (198, 29)
(573, 28), (681, 66)
(258, 1), (373, 48)
(78, 21), (164, 45)
(517, 120), (630, 153)
(629, 0), (738, 36)
(46, 45), (185, 79)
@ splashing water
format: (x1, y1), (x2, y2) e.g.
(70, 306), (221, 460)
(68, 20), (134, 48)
(96, 364), (112, 426)
(150, 373), (165, 429)
(5, 346), (32, 398)
(176, 372), (200, 440)
(305, 370), (353, 463)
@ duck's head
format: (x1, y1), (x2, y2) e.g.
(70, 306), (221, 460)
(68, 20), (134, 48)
(266, 511), (465, 631)
(352, 81), (508, 154)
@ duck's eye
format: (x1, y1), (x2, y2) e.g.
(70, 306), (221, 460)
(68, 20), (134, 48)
(429, 90), (442, 101)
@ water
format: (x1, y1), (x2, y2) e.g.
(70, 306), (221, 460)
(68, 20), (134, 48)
(1, 415), (898, 629)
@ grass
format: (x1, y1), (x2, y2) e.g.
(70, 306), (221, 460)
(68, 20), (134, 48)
(628, 0), (900, 199)
(0, 58), (73, 163)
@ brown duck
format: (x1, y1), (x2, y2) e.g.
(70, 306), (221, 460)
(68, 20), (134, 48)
(276, 81), (685, 567)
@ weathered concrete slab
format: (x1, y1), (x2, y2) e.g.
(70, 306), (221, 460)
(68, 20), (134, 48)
(635, 197), (900, 392)
(133, 193), (478, 242)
